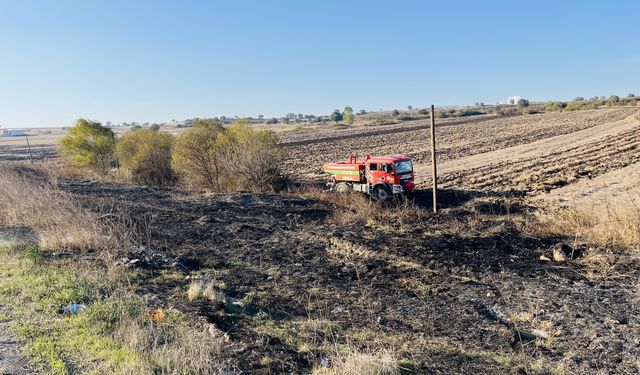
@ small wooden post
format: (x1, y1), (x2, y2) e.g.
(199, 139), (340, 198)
(430, 105), (438, 213)
(25, 134), (34, 164)
(112, 132), (120, 170)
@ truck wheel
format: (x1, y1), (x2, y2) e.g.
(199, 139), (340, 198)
(372, 185), (391, 200)
(335, 182), (351, 193)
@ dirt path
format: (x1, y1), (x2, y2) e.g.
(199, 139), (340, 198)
(0, 306), (31, 375)
(539, 162), (640, 210)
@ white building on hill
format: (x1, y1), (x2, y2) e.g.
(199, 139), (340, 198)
(507, 96), (522, 105)
(1, 129), (25, 137)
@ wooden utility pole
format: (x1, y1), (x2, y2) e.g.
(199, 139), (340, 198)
(430, 105), (438, 213)
(24, 134), (33, 164)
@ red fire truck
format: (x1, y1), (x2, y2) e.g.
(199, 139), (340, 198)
(322, 155), (416, 200)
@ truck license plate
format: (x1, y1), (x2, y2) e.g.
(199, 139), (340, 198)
(392, 184), (403, 194)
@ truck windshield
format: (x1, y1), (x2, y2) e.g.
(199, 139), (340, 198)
(395, 160), (413, 174)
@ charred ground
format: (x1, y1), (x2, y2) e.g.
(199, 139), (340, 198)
(56, 177), (640, 374)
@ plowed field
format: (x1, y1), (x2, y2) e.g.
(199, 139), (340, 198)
(282, 108), (640, 196)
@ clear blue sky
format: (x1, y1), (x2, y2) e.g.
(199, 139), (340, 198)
(1, 0), (639, 127)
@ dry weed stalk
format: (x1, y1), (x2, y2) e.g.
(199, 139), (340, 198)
(187, 279), (225, 303)
(312, 348), (400, 375)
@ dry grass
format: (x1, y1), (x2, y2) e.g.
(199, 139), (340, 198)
(0, 163), (123, 251)
(541, 200), (639, 249)
(312, 348), (401, 375)
(0, 161), (229, 373)
(114, 313), (226, 374)
(538, 191), (640, 273)
(187, 279), (225, 304)
(293, 186), (426, 230)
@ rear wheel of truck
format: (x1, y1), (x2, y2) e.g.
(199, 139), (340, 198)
(335, 182), (351, 193)
(372, 185), (391, 200)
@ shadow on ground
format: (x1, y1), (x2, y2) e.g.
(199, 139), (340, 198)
(409, 188), (529, 213)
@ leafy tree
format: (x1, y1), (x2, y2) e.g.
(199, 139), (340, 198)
(343, 106), (354, 125)
(217, 119), (285, 191)
(407, 105), (413, 110)
(627, 93), (636, 98)
(608, 95), (620, 104)
(330, 109), (343, 123)
(358, 109), (366, 115)
(517, 98), (530, 108)
(59, 119), (116, 174)
(116, 129), (174, 185)
(266, 118), (278, 125)
(172, 118), (226, 191)
(258, 115), (264, 120)
(172, 118), (285, 192)
(131, 125), (142, 131)
(392, 109), (400, 116)
(150, 123), (161, 132)
(574, 97), (584, 102)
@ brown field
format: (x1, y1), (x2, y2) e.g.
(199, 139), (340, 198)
(1, 107), (640, 374)
(280, 108), (639, 189)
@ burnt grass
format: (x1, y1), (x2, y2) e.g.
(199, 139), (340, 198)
(61, 180), (640, 374)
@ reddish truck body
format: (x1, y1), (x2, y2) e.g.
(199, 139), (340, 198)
(322, 154), (416, 199)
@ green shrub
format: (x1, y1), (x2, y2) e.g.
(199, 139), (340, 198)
(59, 119), (116, 174)
(565, 101), (598, 111)
(343, 106), (354, 125)
(544, 101), (566, 112)
(490, 106), (520, 117)
(172, 119), (226, 191)
(173, 119), (285, 192)
(218, 120), (286, 191)
(457, 110), (484, 117)
(397, 114), (415, 121)
(24, 245), (43, 263)
(116, 129), (175, 186)
(330, 110), (343, 123)
(517, 98), (530, 108)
